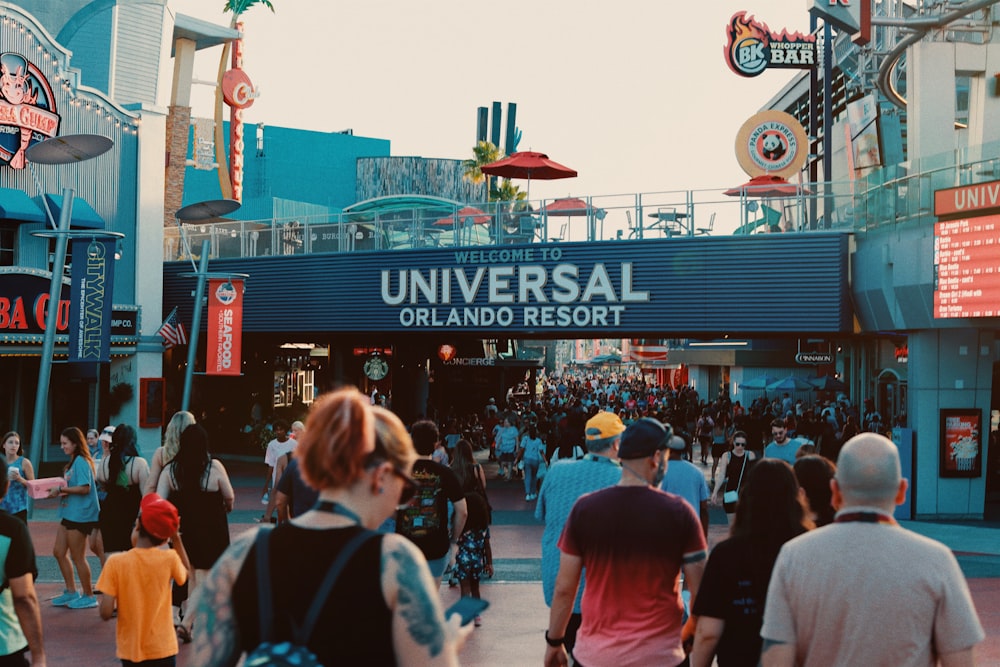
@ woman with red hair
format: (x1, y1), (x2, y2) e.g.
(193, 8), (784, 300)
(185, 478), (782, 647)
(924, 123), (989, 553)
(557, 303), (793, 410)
(190, 387), (465, 666)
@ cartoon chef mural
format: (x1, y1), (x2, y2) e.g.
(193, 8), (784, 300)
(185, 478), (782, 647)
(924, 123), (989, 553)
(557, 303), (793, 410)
(0, 52), (60, 169)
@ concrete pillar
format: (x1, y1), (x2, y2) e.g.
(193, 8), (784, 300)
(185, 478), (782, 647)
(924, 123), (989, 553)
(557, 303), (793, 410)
(907, 41), (957, 162)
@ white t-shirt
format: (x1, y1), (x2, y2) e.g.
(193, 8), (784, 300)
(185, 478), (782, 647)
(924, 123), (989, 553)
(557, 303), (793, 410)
(264, 437), (296, 480)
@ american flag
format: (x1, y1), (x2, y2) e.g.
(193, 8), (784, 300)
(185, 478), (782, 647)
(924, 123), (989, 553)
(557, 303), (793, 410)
(156, 307), (187, 349)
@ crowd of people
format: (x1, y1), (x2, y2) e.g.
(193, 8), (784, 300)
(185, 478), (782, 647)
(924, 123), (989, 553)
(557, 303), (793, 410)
(0, 412), (236, 666)
(0, 369), (985, 666)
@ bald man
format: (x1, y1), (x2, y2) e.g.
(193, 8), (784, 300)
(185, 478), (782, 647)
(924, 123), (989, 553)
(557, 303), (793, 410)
(761, 433), (984, 667)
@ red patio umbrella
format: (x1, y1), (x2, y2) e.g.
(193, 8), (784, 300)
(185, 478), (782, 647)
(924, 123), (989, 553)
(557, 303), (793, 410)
(543, 197), (598, 241)
(480, 151), (577, 199)
(724, 174), (812, 198)
(543, 197), (592, 215)
(431, 206), (491, 227)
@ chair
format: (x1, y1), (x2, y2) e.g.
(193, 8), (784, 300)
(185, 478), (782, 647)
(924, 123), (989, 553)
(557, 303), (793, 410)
(549, 222), (568, 242)
(695, 212), (715, 236)
(508, 215), (538, 243)
(656, 206), (678, 222)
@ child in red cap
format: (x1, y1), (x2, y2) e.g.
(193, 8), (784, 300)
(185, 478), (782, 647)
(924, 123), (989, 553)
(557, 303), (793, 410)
(96, 493), (191, 665)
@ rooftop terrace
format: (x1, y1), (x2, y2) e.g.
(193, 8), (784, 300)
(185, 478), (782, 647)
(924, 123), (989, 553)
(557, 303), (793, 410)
(165, 141), (1000, 261)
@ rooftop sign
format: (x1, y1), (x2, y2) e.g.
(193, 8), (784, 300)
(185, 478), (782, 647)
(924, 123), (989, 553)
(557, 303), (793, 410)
(724, 12), (816, 78)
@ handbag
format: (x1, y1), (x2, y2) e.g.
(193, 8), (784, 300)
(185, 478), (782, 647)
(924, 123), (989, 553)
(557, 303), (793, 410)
(722, 453), (748, 505)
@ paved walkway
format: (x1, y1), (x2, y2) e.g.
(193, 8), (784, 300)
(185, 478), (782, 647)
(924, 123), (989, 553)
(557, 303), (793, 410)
(25, 454), (1000, 665)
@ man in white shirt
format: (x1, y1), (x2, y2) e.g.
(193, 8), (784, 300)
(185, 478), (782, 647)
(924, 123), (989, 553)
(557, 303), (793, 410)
(260, 420), (295, 522)
(761, 433), (984, 666)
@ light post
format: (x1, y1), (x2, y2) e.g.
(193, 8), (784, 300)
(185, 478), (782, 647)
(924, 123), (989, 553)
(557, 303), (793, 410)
(174, 199), (244, 412)
(24, 134), (115, 471)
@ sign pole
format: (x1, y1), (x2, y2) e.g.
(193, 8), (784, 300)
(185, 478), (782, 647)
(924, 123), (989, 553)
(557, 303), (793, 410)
(26, 188), (73, 472)
(181, 240), (211, 412)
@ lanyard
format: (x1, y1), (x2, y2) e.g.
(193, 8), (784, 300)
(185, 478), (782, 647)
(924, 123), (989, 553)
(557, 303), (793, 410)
(313, 500), (362, 525)
(834, 511), (897, 526)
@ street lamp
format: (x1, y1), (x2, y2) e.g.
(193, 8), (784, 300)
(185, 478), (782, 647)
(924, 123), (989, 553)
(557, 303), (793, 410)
(174, 199), (244, 412)
(24, 134), (115, 471)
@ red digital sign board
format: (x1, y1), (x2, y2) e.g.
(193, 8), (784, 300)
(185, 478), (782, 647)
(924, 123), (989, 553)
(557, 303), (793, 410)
(933, 214), (1000, 318)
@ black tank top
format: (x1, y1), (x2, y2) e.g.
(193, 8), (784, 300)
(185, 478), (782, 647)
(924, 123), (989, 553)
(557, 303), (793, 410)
(232, 524), (394, 665)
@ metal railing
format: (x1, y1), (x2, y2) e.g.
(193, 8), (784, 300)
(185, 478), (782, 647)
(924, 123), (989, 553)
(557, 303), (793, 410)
(165, 140), (1000, 262)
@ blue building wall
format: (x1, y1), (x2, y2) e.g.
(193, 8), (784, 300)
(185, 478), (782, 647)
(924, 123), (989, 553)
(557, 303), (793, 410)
(182, 122), (390, 218)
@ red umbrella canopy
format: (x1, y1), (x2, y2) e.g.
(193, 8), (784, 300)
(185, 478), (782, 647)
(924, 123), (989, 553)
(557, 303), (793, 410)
(724, 174), (812, 198)
(432, 206), (492, 227)
(544, 197), (593, 216)
(480, 151), (577, 181)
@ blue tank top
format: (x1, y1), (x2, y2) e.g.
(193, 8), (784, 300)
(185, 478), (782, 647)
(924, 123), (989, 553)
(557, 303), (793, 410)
(0, 457), (27, 515)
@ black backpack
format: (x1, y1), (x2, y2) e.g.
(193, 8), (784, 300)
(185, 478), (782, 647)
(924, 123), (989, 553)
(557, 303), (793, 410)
(245, 526), (376, 667)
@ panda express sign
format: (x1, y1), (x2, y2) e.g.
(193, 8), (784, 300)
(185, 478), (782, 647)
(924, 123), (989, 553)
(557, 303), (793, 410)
(725, 12), (816, 78)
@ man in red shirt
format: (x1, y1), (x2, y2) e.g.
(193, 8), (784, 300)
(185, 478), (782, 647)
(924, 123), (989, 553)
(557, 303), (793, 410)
(545, 418), (707, 667)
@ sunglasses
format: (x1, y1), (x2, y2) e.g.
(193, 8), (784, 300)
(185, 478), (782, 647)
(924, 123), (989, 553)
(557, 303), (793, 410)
(389, 466), (418, 505)
(733, 441), (747, 447)
(772, 430), (785, 436)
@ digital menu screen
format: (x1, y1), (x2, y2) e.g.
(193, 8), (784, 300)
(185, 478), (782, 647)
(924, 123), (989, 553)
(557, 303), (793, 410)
(933, 214), (1000, 318)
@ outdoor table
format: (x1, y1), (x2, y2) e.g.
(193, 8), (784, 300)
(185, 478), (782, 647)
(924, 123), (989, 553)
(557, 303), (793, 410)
(647, 210), (689, 237)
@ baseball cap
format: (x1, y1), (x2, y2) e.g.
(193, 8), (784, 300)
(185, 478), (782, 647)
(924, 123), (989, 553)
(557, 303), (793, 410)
(138, 493), (180, 541)
(98, 425), (115, 443)
(585, 411), (626, 441)
(618, 418), (671, 459)
(666, 434), (687, 451)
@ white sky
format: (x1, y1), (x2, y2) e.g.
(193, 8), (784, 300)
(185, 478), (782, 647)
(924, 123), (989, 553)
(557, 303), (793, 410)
(168, 1), (811, 205)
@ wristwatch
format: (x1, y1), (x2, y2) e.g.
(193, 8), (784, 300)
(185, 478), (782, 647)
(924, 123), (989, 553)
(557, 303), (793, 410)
(544, 630), (565, 647)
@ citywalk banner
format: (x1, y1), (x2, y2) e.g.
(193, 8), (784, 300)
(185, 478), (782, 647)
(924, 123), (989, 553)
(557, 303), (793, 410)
(68, 239), (115, 363)
(206, 278), (243, 376)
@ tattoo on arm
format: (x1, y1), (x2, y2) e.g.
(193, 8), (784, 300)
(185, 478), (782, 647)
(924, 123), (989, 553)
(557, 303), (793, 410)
(390, 545), (445, 658)
(189, 533), (254, 667)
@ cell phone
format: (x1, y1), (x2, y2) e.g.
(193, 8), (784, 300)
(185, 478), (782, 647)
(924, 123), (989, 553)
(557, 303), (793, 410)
(445, 596), (490, 625)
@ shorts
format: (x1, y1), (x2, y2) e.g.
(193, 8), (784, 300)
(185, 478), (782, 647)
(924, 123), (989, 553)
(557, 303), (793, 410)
(711, 442), (728, 459)
(498, 452), (515, 463)
(0, 647), (28, 667)
(61, 519), (98, 536)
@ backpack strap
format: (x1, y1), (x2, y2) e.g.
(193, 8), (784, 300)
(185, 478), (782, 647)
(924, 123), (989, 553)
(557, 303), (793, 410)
(254, 525), (377, 645)
(254, 526), (276, 643)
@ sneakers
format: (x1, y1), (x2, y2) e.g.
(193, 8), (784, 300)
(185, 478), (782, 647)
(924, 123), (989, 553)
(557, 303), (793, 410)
(525, 493), (537, 501)
(261, 491), (270, 505)
(51, 590), (80, 606)
(67, 595), (98, 609)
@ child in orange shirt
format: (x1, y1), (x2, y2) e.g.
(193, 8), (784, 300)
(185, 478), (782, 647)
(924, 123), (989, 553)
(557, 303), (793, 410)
(97, 493), (190, 666)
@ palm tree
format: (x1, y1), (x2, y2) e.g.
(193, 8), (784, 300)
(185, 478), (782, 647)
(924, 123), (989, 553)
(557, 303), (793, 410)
(462, 140), (501, 194)
(213, 1), (275, 199)
(494, 179), (526, 203)
(462, 141), (524, 203)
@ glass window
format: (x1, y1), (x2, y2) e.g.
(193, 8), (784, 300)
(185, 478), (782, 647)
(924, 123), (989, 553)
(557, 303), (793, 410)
(0, 223), (15, 266)
(956, 75), (970, 128)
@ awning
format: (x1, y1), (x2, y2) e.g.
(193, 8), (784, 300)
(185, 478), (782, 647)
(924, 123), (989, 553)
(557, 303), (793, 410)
(0, 188), (46, 224)
(43, 194), (106, 229)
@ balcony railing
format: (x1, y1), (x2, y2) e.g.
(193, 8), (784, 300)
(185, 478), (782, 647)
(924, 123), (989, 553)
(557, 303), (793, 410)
(165, 140), (1000, 262)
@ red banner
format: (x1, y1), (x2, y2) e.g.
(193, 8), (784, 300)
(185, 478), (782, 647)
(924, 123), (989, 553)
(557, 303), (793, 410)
(206, 279), (243, 376)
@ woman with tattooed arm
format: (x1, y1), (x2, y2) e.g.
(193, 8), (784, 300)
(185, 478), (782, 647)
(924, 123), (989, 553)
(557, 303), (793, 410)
(189, 387), (465, 666)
